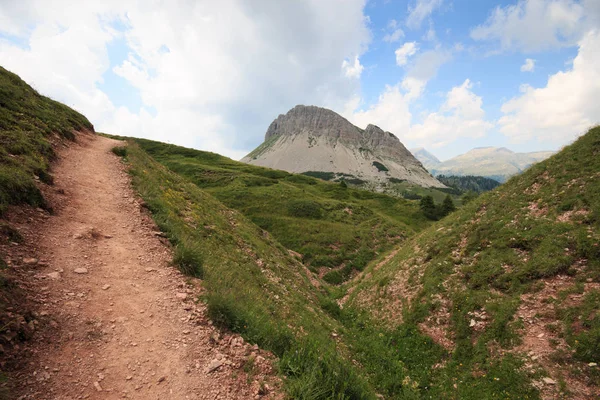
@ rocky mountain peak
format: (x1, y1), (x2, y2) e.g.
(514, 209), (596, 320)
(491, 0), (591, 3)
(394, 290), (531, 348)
(265, 105), (358, 141)
(244, 105), (445, 188)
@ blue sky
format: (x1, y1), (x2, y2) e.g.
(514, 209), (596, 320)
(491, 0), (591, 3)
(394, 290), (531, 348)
(0, 0), (598, 161)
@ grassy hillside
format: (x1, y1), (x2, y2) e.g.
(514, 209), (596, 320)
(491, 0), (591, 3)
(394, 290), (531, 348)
(0, 66), (93, 215)
(129, 138), (432, 284)
(347, 126), (600, 398)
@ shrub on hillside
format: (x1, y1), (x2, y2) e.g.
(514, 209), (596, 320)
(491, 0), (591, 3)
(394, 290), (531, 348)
(287, 199), (323, 219)
(372, 161), (389, 172)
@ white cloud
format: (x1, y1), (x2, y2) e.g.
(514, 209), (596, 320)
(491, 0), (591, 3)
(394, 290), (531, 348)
(0, 7), (117, 125)
(521, 58), (535, 72)
(395, 42), (419, 66)
(406, 0), (444, 30)
(0, 0), (371, 159)
(470, 0), (594, 51)
(499, 29), (600, 144)
(346, 77), (492, 149)
(408, 79), (494, 147)
(405, 46), (452, 82)
(350, 82), (414, 135)
(346, 43), (455, 141)
(342, 55), (364, 79)
(384, 29), (405, 43)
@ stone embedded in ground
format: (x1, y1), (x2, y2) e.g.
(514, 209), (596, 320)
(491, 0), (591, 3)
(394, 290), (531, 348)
(205, 359), (225, 373)
(73, 268), (88, 274)
(23, 257), (39, 265)
(175, 292), (187, 300)
(542, 377), (556, 385)
(47, 272), (61, 280)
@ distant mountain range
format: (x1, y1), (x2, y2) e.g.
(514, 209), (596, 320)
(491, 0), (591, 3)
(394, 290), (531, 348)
(242, 105), (445, 188)
(411, 146), (554, 183)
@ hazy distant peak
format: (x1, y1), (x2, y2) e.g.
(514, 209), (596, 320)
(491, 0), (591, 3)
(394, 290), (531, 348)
(410, 147), (442, 170)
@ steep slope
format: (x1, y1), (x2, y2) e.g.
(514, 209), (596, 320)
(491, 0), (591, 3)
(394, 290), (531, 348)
(242, 105), (445, 188)
(347, 126), (600, 398)
(0, 66), (93, 214)
(429, 146), (554, 182)
(410, 147), (441, 171)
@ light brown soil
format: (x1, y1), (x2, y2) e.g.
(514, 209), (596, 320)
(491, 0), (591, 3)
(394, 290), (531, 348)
(514, 273), (599, 399)
(9, 133), (281, 399)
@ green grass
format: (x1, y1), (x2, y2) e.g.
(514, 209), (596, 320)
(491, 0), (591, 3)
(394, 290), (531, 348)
(0, 66), (93, 215)
(126, 138), (432, 282)
(346, 126), (600, 397)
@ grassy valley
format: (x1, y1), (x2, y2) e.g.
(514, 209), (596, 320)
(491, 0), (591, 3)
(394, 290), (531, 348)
(127, 138), (433, 284)
(114, 140), (473, 399)
(118, 129), (600, 398)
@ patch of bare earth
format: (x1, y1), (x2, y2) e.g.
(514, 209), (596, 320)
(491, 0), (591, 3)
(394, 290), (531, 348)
(528, 201), (549, 218)
(350, 255), (423, 327)
(513, 271), (599, 400)
(338, 249), (399, 308)
(557, 209), (590, 223)
(6, 133), (281, 399)
(418, 294), (454, 350)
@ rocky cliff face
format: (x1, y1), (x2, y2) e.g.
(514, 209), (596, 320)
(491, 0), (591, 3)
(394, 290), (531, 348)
(242, 105), (445, 188)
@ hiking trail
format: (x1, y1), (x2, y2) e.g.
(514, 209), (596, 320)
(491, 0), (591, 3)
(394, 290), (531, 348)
(13, 133), (280, 399)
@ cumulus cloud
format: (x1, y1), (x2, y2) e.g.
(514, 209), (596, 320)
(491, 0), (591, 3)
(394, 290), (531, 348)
(521, 58), (535, 72)
(0, 0), (371, 159)
(342, 56), (364, 79)
(406, 0), (444, 30)
(470, 0), (597, 51)
(395, 42), (419, 66)
(347, 43), (455, 145)
(351, 82), (414, 135)
(408, 79), (494, 147)
(347, 77), (492, 149)
(499, 29), (600, 144)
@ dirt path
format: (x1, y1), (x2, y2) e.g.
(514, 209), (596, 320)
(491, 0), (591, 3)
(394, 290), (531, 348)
(13, 133), (279, 399)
